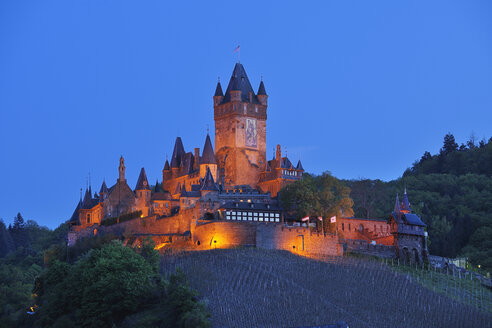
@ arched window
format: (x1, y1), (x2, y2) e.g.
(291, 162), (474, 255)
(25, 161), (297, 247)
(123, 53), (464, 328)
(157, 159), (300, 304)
(358, 224), (364, 232)
(87, 213), (91, 224)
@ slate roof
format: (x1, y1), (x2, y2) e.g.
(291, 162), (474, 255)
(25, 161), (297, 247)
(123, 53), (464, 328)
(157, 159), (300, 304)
(163, 160), (170, 171)
(69, 200), (82, 224)
(151, 191), (171, 201)
(296, 160), (304, 171)
(154, 179), (161, 193)
(99, 180), (108, 194)
(280, 157), (294, 169)
(201, 167), (219, 191)
(221, 63), (260, 104)
(135, 167), (150, 190)
(257, 80), (267, 95)
(401, 188), (411, 212)
(219, 201), (282, 211)
(403, 213), (426, 227)
(214, 81), (224, 97)
(201, 134), (217, 164)
(394, 194), (401, 213)
(170, 137), (185, 168)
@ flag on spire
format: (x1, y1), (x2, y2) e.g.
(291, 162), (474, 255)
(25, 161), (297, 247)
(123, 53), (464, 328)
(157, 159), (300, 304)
(234, 45), (240, 53)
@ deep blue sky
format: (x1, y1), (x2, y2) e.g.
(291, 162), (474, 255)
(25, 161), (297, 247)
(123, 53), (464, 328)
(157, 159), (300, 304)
(1, 1), (491, 228)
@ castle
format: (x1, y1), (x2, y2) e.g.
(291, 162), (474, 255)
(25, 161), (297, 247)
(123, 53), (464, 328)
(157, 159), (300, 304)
(68, 62), (428, 263)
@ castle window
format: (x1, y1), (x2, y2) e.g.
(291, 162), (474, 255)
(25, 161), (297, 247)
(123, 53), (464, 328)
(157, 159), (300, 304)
(255, 106), (258, 112)
(349, 224), (351, 231)
(342, 223), (345, 231)
(87, 214), (91, 224)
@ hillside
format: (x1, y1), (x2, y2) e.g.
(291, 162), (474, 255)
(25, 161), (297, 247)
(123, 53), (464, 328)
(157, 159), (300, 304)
(160, 248), (492, 328)
(345, 134), (492, 270)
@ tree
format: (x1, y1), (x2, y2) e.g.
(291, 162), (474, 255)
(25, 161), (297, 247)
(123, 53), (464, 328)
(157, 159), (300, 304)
(280, 172), (354, 232)
(440, 133), (458, 156)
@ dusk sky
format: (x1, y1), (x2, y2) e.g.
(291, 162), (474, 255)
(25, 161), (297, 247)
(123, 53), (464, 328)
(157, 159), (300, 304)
(1, 0), (491, 228)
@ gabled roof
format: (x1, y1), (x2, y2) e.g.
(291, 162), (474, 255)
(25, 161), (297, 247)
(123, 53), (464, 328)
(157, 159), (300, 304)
(151, 191), (171, 201)
(214, 81), (224, 97)
(170, 137), (185, 168)
(221, 63), (260, 104)
(257, 80), (267, 95)
(201, 134), (217, 165)
(280, 157), (293, 169)
(99, 180), (108, 194)
(163, 160), (170, 171)
(201, 167), (219, 191)
(296, 160), (304, 171)
(135, 167), (150, 190)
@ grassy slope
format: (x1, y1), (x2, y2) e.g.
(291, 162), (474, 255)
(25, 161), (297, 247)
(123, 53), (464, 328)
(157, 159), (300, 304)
(160, 249), (492, 328)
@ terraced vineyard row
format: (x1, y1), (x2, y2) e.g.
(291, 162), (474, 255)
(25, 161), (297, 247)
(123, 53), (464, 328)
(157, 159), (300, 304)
(161, 249), (492, 328)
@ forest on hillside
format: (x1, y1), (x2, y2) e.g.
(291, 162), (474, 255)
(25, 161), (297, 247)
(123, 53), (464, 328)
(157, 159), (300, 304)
(346, 133), (492, 271)
(0, 215), (209, 327)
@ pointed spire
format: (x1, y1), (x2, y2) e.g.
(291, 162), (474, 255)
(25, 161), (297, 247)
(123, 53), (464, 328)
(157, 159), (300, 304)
(394, 194), (401, 213)
(201, 166), (219, 191)
(135, 167), (150, 190)
(201, 134), (217, 164)
(163, 159), (170, 171)
(214, 79), (224, 97)
(257, 80), (267, 95)
(99, 180), (108, 194)
(222, 63), (257, 103)
(401, 187), (411, 212)
(296, 160), (304, 171)
(154, 179), (161, 193)
(170, 137), (185, 168)
(180, 182), (188, 197)
(82, 188), (91, 208)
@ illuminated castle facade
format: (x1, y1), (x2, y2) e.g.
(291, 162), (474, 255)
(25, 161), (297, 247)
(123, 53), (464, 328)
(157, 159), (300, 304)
(69, 62), (304, 228)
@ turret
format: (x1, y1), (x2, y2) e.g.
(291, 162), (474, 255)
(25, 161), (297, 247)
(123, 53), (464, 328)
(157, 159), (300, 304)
(99, 180), (108, 202)
(401, 187), (411, 213)
(257, 79), (268, 106)
(135, 167), (151, 217)
(162, 159), (171, 181)
(276, 144), (281, 161)
(213, 79), (224, 106)
(118, 156), (126, 183)
(200, 133), (218, 181)
(170, 137), (185, 178)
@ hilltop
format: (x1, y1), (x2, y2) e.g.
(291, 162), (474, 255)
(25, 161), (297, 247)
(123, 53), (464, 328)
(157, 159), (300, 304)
(161, 248), (492, 328)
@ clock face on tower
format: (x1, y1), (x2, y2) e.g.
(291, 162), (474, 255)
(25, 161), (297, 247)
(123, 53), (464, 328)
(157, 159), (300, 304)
(245, 118), (257, 148)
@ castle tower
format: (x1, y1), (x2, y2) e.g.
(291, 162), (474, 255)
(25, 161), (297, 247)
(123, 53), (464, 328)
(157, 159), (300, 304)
(135, 167), (151, 217)
(118, 156), (126, 183)
(214, 63), (267, 188)
(200, 133), (218, 181)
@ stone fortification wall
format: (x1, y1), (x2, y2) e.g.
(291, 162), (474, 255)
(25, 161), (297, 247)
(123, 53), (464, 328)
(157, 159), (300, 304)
(256, 225), (342, 257)
(68, 207), (199, 246)
(192, 222), (342, 257)
(342, 239), (396, 258)
(192, 221), (257, 249)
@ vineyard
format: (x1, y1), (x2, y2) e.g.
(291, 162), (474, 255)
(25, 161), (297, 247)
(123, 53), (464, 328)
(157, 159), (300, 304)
(161, 248), (492, 328)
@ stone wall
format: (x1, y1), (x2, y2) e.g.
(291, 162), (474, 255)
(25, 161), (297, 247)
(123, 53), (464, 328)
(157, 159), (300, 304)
(256, 224), (342, 257)
(192, 221), (257, 249)
(339, 218), (393, 246)
(68, 207), (199, 246)
(342, 239), (396, 258)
